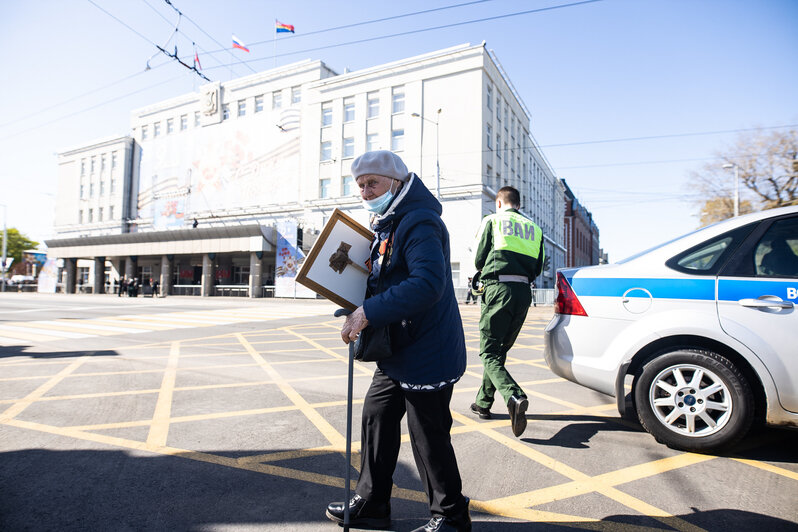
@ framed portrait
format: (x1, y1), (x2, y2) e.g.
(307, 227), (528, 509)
(296, 209), (373, 310)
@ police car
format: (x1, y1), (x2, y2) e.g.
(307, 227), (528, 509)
(544, 206), (798, 452)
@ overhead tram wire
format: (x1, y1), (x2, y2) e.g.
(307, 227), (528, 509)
(201, 0), (604, 70)
(87, 0), (209, 82)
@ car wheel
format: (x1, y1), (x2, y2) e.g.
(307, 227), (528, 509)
(634, 348), (754, 452)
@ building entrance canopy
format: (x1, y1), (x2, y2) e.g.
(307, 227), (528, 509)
(45, 224), (274, 259)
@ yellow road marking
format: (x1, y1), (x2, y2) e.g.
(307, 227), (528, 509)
(732, 457), (798, 481)
(236, 333), (346, 448)
(146, 341), (180, 448)
(0, 356), (89, 422)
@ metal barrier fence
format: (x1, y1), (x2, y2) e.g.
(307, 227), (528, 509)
(455, 287), (555, 306)
(172, 284), (201, 296)
(214, 285), (249, 297)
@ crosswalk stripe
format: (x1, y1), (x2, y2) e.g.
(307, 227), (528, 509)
(0, 324), (92, 339)
(32, 320), (153, 334)
(0, 336), (26, 345)
(0, 327), (87, 341)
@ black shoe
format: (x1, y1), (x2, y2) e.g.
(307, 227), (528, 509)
(507, 395), (529, 437)
(470, 403), (492, 420)
(325, 494), (391, 529)
(411, 497), (471, 532)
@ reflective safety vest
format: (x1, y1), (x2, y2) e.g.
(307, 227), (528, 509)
(489, 211), (543, 259)
(474, 209), (545, 282)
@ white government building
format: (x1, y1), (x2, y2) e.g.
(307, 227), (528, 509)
(46, 43), (566, 298)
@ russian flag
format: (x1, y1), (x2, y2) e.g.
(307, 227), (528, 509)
(232, 35), (249, 52)
(275, 20), (294, 33)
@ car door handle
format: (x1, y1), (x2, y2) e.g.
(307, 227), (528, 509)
(738, 296), (793, 310)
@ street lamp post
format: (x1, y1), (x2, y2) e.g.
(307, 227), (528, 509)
(411, 109), (442, 200)
(722, 163), (740, 217)
(1, 204), (7, 293)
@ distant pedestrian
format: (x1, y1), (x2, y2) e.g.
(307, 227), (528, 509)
(464, 277), (477, 305)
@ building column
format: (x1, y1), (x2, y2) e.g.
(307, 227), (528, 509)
(160, 255), (172, 297)
(201, 253), (215, 297)
(93, 257), (106, 295)
(249, 252), (263, 298)
(65, 258), (77, 294)
(125, 256), (137, 280)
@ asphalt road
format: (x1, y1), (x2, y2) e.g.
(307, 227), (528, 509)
(1, 293), (796, 531)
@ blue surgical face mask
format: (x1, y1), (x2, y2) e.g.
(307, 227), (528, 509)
(362, 181), (397, 214)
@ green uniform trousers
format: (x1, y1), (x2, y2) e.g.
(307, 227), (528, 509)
(475, 281), (531, 409)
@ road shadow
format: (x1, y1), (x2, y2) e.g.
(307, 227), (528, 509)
(0, 345), (119, 359)
(522, 413), (641, 449)
(2, 447), (796, 531)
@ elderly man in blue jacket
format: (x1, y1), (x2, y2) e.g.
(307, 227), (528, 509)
(326, 151), (471, 532)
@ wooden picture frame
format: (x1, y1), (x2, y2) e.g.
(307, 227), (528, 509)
(296, 208), (373, 310)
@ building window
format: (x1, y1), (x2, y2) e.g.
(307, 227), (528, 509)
(180, 115), (188, 130)
(90, 156), (96, 174)
(80, 183), (84, 198)
(233, 265), (250, 285)
(88, 208), (94, 223)
(194, 111), (201, 127)
(319, 178), (331, 198)
(486, 164), (492, 183)
(487, 124), (493, 150)
(255, 95), (264, 112)
(89, 181), (94, 197)
(101, 154), (106, 174)
(166, 118), (174, 134)
(110, 176), (116, 194)
(291, 86), (301, 104)
(342, 175), (355, 196)
(391, 86), (405, 114)
(238, 99), (246, 117)
(222, 104), (229, 120)
(496, 134), (501, 158)
(321, 102), (332, 127)
(496, 97), (502, 121)
(98, 207), (103, 221)
(141, 125), (148, 140)
(391, 129), (404, 151)
(111, 151), (118, 169)
(367, 91), (379, 118)
(100, 179), (105, 196)
(272, 90), (282, 110)
(342, 137), (355, 158)
(154, 122), (161, 137)
(80, 159), (86, 176)
(504, 105), (508, 124)
(367, 133), (379, 152)
(487, 84), (493, 109)
(343, 97), (355, 122)
(320, 141), (332, 161)
(109, 206), (114, 220)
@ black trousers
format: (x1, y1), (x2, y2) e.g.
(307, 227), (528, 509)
(356, 368), (468, 518)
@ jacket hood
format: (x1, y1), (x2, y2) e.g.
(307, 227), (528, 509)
(371, 174), (441, 230)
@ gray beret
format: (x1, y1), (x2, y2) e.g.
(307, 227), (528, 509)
(351, 150), (410, 182)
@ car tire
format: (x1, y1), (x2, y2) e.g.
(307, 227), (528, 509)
(634, 348), (754, 453)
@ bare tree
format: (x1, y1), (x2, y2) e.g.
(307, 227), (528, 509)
(689, 128), (798, 225)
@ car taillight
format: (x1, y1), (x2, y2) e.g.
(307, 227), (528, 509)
(555, 272), (587, 316)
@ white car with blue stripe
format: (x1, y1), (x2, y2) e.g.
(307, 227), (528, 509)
(544, 206), (798, 452)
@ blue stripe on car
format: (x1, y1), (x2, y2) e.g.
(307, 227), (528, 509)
(718, 279), (797, 301)
(568, 278), (716, 300)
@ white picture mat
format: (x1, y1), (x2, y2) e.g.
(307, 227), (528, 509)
(303, 220), (371, 308)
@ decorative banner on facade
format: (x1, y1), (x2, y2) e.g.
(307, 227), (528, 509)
(37, 259), (59, 293)
(275, 219), (315, 299)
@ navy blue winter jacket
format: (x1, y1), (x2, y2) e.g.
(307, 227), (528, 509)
(362, 175), (467, 386)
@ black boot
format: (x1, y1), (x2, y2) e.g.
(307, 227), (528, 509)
(325, 494), (391, 529)
(507, 394), (528, 437)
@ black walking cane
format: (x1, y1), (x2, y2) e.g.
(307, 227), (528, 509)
(333, 308), (355, 532)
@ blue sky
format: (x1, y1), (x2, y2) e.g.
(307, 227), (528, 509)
(1, 0), (796, 260)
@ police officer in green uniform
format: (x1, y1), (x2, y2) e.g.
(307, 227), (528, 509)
(470, 186), (545, 438)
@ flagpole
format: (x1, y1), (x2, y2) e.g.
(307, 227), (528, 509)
(273, 19), (277, 70)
